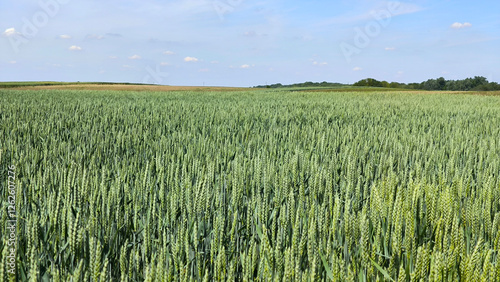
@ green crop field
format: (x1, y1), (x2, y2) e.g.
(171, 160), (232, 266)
(1, 88), (500, 281)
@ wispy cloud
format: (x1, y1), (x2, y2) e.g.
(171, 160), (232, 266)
(450, 22), (472, 29)
(389, 2), (424, 17)
(86, 34), (105, 40)
(106, 33), (122, 37)
(353, 67), (363, 71)
(318, 2), (424, 26)
(163, 51), (175, 55)
(385, 47), (396, 51)
(166, 0), (213, 14)
(443, 36), (496, 48)
(85, 33), (122, 40)
(244, 31), (257, 37)
(313, 61), (328, 66)
(59, 35), (72, 39)
(128, 55), (142, 60)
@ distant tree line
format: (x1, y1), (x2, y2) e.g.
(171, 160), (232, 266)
(254, 77), (500, 91)
(353, 76), (500, 91)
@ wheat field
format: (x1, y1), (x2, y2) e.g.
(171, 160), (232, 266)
(1, 89), (499, 281)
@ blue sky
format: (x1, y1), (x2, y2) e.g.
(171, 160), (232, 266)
(1, 0), (499, 87)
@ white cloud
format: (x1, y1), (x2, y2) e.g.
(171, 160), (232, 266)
(451, 22), (472, 29)
(59, 35), (72, 39)
(353, 67), (363, 71)
(109, 56), (118, 59)
(9, 61), (16, 64)
(240, 64), (250, 69)
(313, 61), (328, 66)
(128, 55), (141, 60)
(385, 47), (396, 51)
(211, 61), (219, 64)
(160, 62), (170, 66)
(163, 51), (175, 55)
(69, 45), (82, 51)
(184, 56), (199, 62)
(3, 28), (19, 37)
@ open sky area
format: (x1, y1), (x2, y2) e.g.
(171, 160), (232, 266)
(1, 0), (499, 87)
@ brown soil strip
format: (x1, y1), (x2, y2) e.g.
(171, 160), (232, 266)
(9, 84), (253, 92)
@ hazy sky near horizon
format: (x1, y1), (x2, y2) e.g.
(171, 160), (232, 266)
(1, 0), (499, 87)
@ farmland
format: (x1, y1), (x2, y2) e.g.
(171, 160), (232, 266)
(1, 88), (500, 281)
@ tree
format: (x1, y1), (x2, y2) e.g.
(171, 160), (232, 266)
(353, 78), (383, 87)
(437, 77), (446, 90)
